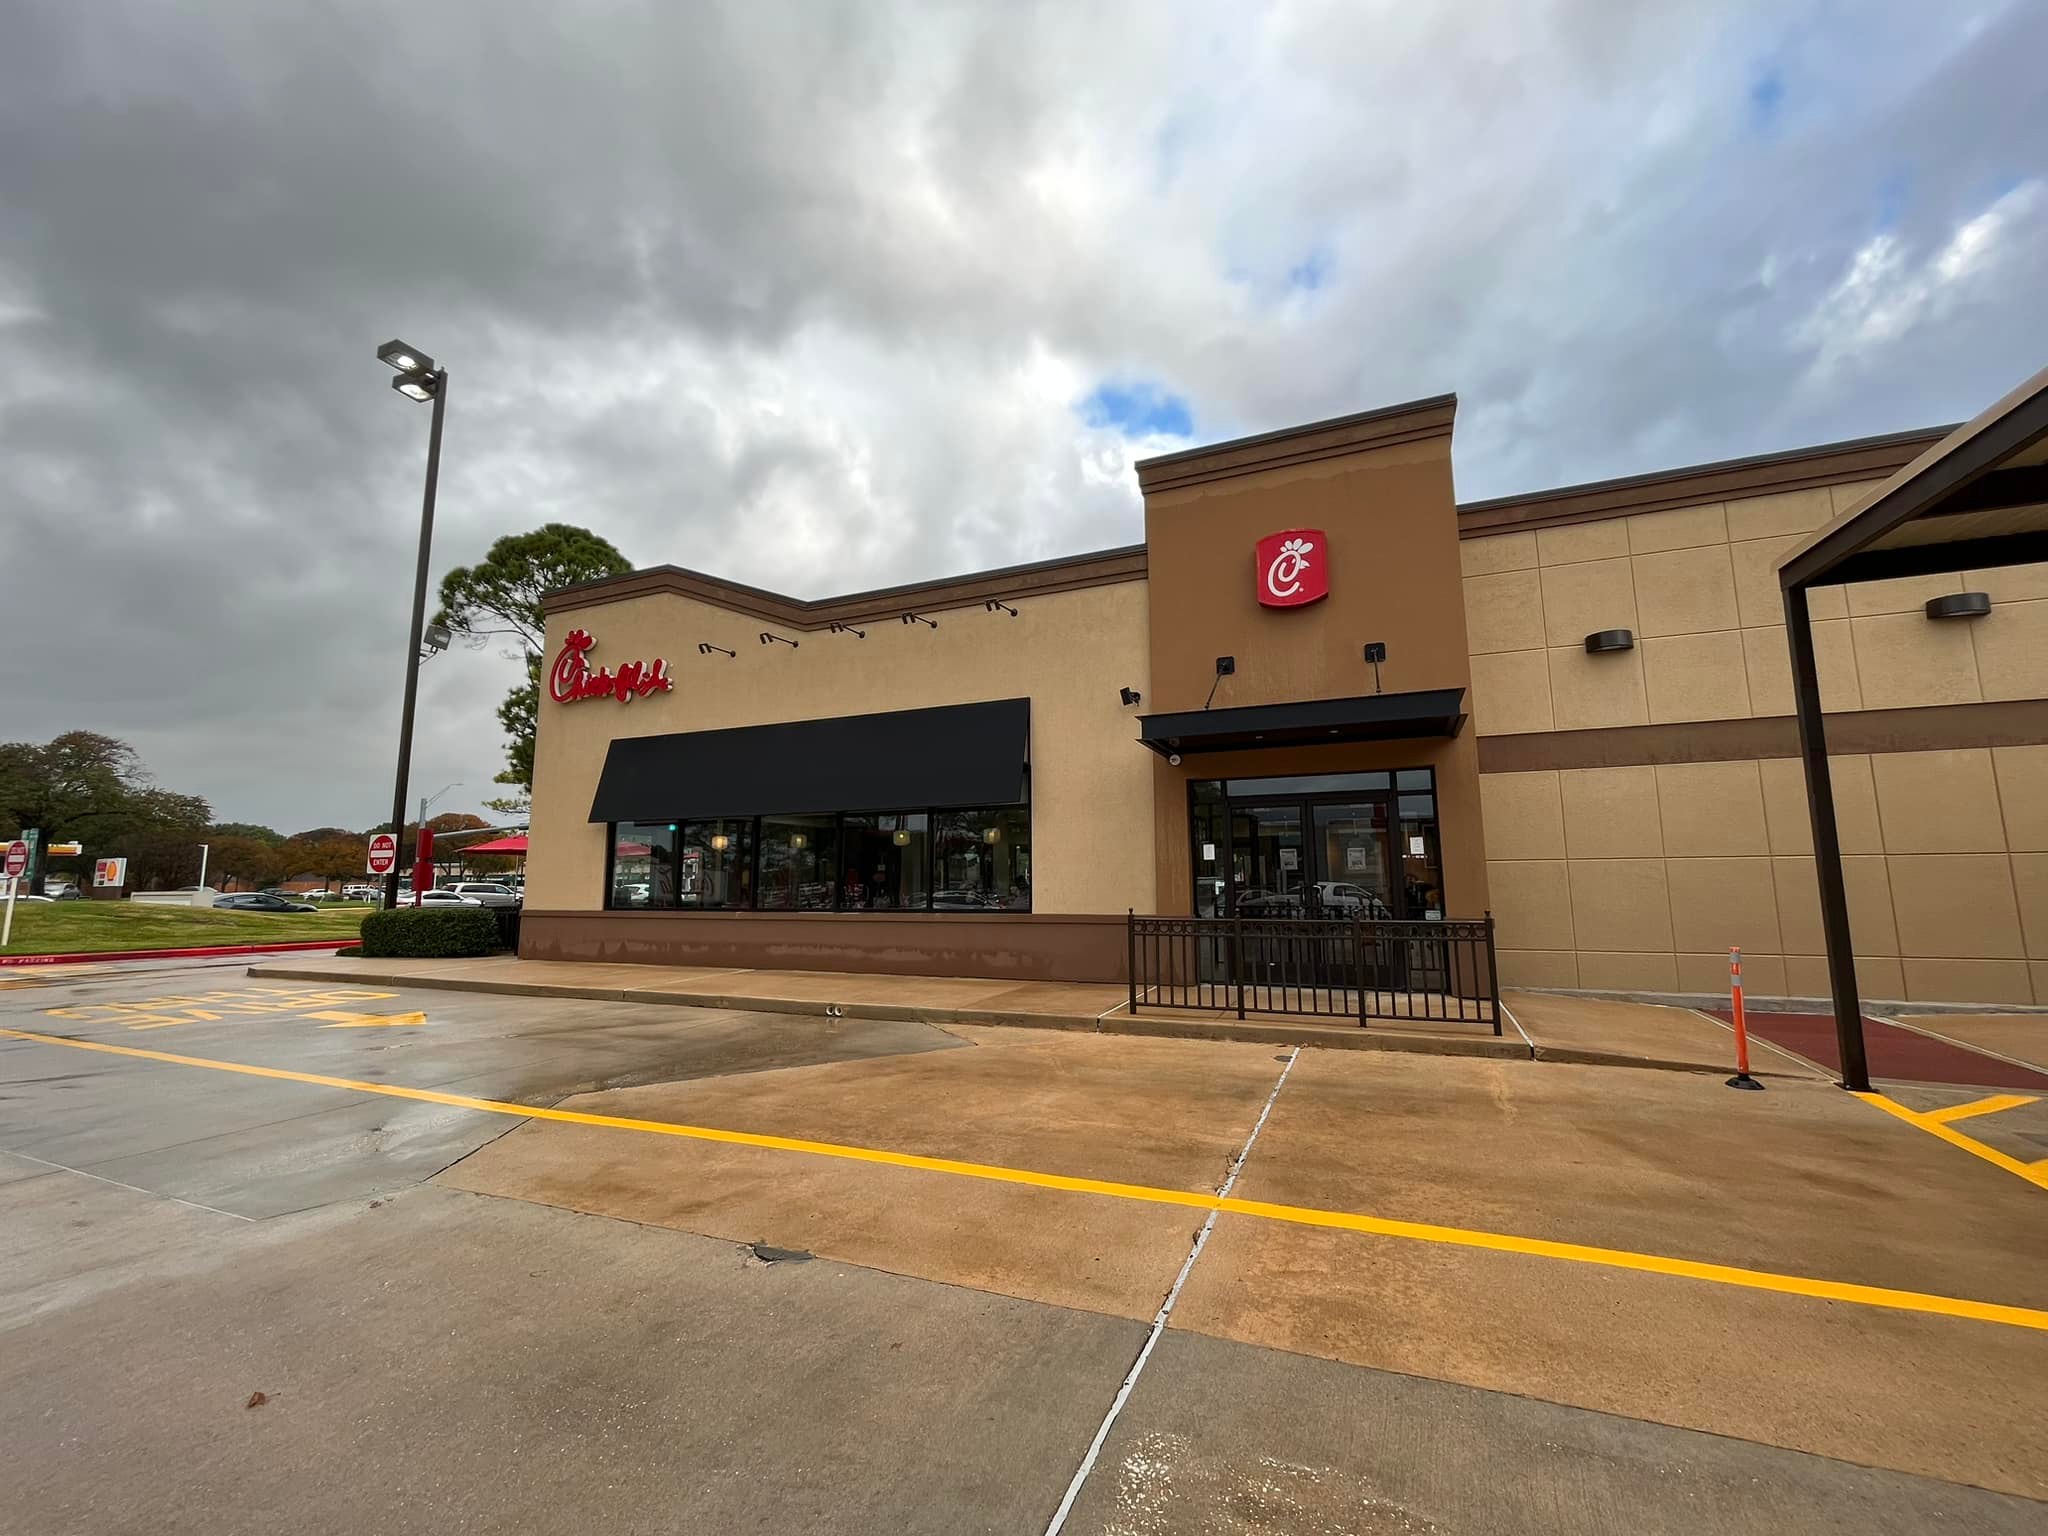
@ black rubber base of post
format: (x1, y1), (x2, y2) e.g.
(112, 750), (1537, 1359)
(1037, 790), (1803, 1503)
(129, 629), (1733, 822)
(1726, 1073), (1765, 1091)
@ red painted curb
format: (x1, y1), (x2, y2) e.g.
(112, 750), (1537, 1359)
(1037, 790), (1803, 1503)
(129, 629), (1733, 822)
(0, 939), (353, 968)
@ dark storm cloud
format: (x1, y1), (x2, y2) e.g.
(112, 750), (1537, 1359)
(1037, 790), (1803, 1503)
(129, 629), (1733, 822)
(2, 0), (2043, 830)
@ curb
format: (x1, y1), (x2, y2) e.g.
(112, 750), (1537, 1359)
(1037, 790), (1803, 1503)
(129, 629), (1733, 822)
(244, 962), (1755, 1072)
(2, 940), (353, 968)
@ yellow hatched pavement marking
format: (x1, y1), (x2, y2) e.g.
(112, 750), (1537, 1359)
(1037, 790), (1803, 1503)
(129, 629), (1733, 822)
(1922, 1093), (2038, 1125)
(1857, 1092), (2048, 1194)
(5, 1025), (2048, 1335)
(305, 1010), (429, 1028)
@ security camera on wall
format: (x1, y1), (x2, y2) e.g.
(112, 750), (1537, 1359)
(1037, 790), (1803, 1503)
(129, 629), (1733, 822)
(1168, 752), (1182, 767)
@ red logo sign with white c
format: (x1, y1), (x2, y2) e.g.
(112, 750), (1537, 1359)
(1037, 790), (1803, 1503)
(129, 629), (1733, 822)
(1254, 529), (1329, 608)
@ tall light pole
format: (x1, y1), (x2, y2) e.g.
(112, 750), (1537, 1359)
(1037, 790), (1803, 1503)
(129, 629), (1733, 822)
(377, 338), (448, 911)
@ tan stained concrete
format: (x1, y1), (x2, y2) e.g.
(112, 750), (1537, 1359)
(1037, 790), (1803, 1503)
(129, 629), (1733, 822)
(439, 1029), (1290, 1319)
(1169, 1049), (2048, 1498)
(1502, 989), (1820, 1076)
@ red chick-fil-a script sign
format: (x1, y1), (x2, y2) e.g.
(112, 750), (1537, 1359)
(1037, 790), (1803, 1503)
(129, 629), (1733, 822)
(1254, 528), (1329, 608)
(548, 629), (675, 705)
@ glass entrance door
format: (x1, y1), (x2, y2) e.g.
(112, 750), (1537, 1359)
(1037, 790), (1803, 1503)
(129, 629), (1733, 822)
(1310, 800), (1393, 918)
(1229, 802), (1305, 916)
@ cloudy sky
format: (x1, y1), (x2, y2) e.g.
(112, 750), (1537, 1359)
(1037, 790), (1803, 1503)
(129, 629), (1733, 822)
(4, 1), (2043, 833)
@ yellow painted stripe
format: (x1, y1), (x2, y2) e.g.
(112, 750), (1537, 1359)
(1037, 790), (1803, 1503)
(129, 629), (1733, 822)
(8, 1024), (2048, 1334)
(1856, 1092), (2048, 1194)
(1922, 1093), (2037, 1125)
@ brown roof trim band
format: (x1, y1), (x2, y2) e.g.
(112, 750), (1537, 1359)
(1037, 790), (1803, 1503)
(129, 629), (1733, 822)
(1457, 426), (1953, 537)
(543, 544), (1148, 624)
(1476, 699), (2048, 774)
(1135, 394), (1456, 495)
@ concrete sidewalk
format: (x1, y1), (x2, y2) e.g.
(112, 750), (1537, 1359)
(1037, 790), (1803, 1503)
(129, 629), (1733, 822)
(245, 954), (1781, 1076)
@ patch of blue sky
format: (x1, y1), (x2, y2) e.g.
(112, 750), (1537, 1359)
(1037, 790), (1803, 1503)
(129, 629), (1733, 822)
(1078, 380), (1194, 439)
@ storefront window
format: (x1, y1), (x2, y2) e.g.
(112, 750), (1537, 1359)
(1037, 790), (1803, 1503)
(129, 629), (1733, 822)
(610, 822), (678, 909)
(1397, 787), (1443, 920)
(840, 812), (929, 911)
(1190, 781), (1226, 917)
(679, 819), (753, 909)
(757, 814), (838, 911)
(933, 806), (1031, 910)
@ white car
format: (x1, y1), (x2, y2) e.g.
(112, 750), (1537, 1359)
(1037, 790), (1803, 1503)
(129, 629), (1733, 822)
(408, 889), (483, 906)
(441, 881), (521, 908)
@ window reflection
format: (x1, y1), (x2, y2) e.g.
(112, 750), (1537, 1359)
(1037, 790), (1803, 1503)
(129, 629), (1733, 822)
(609, 822), (678, 909)
(933, 805), (1031, 910)
(757, 815), (837, 910)
(839, 812), (929, 911)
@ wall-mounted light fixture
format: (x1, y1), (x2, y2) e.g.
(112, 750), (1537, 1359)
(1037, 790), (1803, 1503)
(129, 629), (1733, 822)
(1203, 655), (1235, 710)
(1584, 629), (1635, 654)
(901, 612), (938, 629)
(1119, 686), (1142, 707)
(697, 642), (736, 658)
(983, 825), (1002, 844)
(1925, 592), (1992, 621)
(892, 829), (911, 846)
(791, 832), (807, 850)
(758, 630), (799, 648)
(709, 833), (729, 851)
(984, 599), (1018, 617)
(828, 621), (866, 639)
(1363, 641), (1387, 694)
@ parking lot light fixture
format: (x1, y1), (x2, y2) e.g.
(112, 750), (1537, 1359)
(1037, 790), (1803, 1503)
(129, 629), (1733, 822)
(392, 369), (439, 403)
(377, 337), (450, 909)
(378, 338), (436, 375)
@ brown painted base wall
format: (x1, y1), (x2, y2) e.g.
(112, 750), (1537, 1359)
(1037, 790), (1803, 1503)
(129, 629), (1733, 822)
(518, 909), (1131, 984)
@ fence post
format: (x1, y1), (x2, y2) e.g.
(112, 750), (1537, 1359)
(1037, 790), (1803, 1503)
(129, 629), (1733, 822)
(1232, 907), (1246, 1020)
(1355, 911), (1369, 1029)
(1126, 909), (1137, 1016)
(1484, 910), (1501, 1036)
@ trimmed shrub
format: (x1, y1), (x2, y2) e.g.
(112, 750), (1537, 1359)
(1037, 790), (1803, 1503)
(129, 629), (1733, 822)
(359, 905), (502, 959)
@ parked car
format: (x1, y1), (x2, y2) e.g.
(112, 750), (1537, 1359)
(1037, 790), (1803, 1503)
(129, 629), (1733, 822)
(441, 881), (521, 908)
(214, 892), (319, 914)
(341, 885), (383, 902)
(411, 889), (483, 907)
(1311, 881), (1396, 919)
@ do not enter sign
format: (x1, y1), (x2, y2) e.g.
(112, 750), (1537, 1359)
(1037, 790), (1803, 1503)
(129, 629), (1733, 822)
(4, 841), (27, 879)
(366, 833), (398, 876)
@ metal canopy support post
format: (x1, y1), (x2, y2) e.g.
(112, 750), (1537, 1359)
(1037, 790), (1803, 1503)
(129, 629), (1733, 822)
(1783, 581), (1871, 1091)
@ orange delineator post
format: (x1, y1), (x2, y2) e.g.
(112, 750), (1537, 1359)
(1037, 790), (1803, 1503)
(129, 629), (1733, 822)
(1727, 945), (1763, 1090)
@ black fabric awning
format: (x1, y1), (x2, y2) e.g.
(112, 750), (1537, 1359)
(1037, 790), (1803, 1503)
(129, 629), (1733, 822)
(588, 698), (1030, 823)
(1136, 689), (1466, 757)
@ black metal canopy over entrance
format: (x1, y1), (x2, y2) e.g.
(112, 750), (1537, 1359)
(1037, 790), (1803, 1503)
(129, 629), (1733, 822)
(1779, 364), (2048, 1092)
(1136, 688), (1466, 758)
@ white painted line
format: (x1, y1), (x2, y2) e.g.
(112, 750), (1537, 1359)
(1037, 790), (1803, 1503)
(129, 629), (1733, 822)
(1872, 1014), (2048, 1079)
(1041, 1044), (1302, 1536)
(1685, 1008), (1829, 1079)
(2, 1148), (256, 1222)
(1498, 1001), (1534, 1049)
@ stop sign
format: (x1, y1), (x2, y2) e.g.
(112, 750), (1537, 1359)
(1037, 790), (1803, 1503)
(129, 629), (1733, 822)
(4, 841), (27, 879)
(366, 833), (398, 876)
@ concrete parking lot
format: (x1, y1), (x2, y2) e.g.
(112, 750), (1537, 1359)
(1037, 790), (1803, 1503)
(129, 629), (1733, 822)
(3, 959), (2046, 1533)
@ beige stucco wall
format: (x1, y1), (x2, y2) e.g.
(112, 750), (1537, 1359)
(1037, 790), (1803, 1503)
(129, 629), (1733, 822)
(526, 579), (1155, 916)
(1483, 748), (2048, 1005)
(1461, 481), (2048, 733)
(1464, 479), (2048, 1005)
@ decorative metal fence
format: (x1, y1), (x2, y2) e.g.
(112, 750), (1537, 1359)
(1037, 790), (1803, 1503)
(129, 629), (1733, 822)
(1126, 911), (1499, 1032)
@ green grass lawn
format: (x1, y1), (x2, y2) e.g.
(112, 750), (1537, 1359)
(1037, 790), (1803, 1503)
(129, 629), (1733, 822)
(0, 900), (369, 956)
